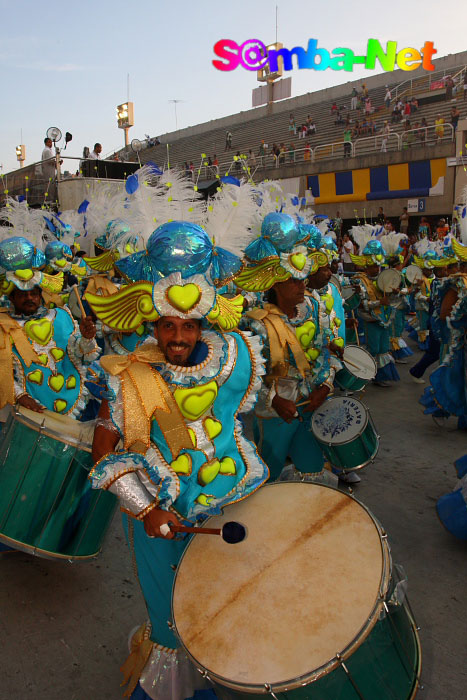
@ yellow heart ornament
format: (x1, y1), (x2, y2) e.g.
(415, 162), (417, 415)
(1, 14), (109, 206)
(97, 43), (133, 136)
(37, 354), (48, 366)
(296, 320), (316, 349)
(170, 453), (192, 476)
(49, 374), (65, 392)
(333, 337), (345, 348)
(290, 253), (307, 271)
(66, 375), (77, 390)
(54, 399), (67, 413)
(204, 417), (222, 440)
(27, 369), (43, 385)
(219, 457), (236, 476)
(188, 428), (197, 448)
(323, 294), (334, 313)
(24, 318), (53, 346)
(195, 493), (214, 507)
(50, 348), (65, 362)
(306, 348), (320, 361)
(15, 269), (34, 281)
(167, 284), (201, 312)
(198, 459), (220, 486)
(174, 381), (218, 421)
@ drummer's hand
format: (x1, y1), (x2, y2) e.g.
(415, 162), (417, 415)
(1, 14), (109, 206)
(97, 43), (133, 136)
(303, 385), (330, 413)
(345, 318), (358, 328)
(381, 295), (390, 306)
(143, 507), (183, 539)
(272, 395), (298, 424)
(80, 315), (96, 339)
(17, 394), (45, 413)
(329, 340), (344, 359)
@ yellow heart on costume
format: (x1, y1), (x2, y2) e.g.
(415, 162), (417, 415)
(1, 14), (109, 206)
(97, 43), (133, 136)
(167, 283), (201, 312)
(55, 258), (67, 268)
(323, 294), (334, 313)
(24, 318), (53, 346)
(37, 354), (48, 366)
(174, 381), (218, 422)
(54, 399), (67, 413)
(219, 457), (236, 476)
(171, 453), (192, 476)
(296, 320), (316, 349)
(204, 417), (222, 440)
(28, 369), (43, 385)
(306, 348), (320, 361)
(196, 493), (214, 507)
(50, 348), (65, 361)
(135, 324), (145, 336)
(49, 374), (65, 392)
(290, 253), (307, 271)
(334, 318), (342, 327)
(198, 459), (220, 486)
(333, 337), (345, 348)
(15, 269), (34, 281)
(66, 375), (76, 389)
(188, 428), (197, 448)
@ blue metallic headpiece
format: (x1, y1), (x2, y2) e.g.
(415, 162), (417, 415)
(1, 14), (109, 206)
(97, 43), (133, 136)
(0, 236), (46, 271)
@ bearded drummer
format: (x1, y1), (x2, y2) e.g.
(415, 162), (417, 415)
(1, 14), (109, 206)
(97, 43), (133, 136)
(87, 221), (268, 700)
(0, 237), (100, 420)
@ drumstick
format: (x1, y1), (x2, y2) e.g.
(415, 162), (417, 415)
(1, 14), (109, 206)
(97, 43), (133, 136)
(168, 520), (247, 544)
(73, 285), (86, 319)
(351, 311), (360, 346)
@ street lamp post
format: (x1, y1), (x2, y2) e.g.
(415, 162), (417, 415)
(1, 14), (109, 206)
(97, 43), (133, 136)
(116, 102), (134, 147)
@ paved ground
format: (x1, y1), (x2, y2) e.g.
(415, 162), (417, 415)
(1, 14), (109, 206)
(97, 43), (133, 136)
(1, 343), (466, 700)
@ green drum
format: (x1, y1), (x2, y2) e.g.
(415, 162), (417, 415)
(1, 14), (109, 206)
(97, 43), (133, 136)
(0, 407), (116, 560)
(342, 285), (361, 312)
(311, 396), (379, 471)
(172, 483), (421, 700)
(335, 345), (377, 393)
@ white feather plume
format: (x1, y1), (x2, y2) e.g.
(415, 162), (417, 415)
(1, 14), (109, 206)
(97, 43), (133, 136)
(350, 224), (382, 253)
(0, 198), (46, 248)
(378, 232), (408, 256)
(202, 181), (258, 257)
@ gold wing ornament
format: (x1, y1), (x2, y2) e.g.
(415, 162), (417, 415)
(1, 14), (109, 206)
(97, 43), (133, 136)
(207, 294), (244, 330)
(83, 250), (120, 272)
(350, 253), (370, 268)
(40, 271), (64, 293)
(234, 259), (290, 292)
(309, 251), (329, 274)
(413, 256), (427, 269)
(85, 282), (159, 332)
(452, 238), (467, 261)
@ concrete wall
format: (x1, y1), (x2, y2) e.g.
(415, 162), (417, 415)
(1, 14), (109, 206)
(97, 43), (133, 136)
(57, 178), (126, 211)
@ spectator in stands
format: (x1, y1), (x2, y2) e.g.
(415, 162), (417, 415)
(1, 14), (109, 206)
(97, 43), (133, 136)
(89, 143), (102, 160)
(367, 119), (375, 135)
(335, 107), (344, 126)
(184, 161), (190, 177)
(351, 87), (358, 111)
(435, 114), (445, 141)
(436, 218), (449, 240)
(207, 156), (213, 167)
(445, 76), (454, 101)
(279, 144), (286, 165)
(343, 127), (352, 158)
(384, 86), (392, 110)
(289, 114), (296, 134)
(248, 149), (256, 167)
(234, 152), (242, 173)
(418, 217), (431, 239)
(365, 97), (372, 116)
(410, 97), (419, 112)
(450, 106), (460, 132)
(391, 105), (400, 124)
(225, 131), (233, 150)
(381, 121), (390, 152)
(403, 99), (411, 117)
(377, 207), (385, 225)
(353, 120), (361, 137)
(356, 94), (363, 112)
(213, 154), (219, 172)
(384, 220), (394, 232)
(399, 207), (410, 235)
(299, 124), (307, 140)
(258, 140), (266, 159)
(331, 102), (338, 114)
(304, 142), (311, 161)
(288, 143), (295, 162)
(360, 119), (368, 136)
(342, 233), (355, 272)
(41, 137), (57, 181)
(307, 120), (317, 136)
(362, 84), (368, 99)
(272, 143), (280, 166)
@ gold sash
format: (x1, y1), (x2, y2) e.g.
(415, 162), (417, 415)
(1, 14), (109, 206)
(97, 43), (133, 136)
(355, 273), (383, 302)
(247, 304), (310, 378)
(0, 311), (42, 409)
(100, 345), (192, 456)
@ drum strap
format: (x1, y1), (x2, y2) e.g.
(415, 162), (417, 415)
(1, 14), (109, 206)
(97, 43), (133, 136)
(356, 274), (383, 302)
(0, 312), (42, 409)
(247, 304), (310, 378)
(100, 346), (193, 457)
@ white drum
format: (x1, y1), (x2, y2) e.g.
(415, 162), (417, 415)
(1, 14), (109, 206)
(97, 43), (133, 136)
(405, 265), (423, 285)
(335, 345), (377, 392)
(377, 268), (402, 293)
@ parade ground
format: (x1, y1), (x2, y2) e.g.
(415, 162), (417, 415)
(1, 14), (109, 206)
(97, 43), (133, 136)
(1, 343), (466, 700)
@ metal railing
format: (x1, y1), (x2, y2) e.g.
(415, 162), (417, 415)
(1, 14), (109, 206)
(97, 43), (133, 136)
(354, 132), (401, 155)
(400, 122), (455, 147)
(392, 63), (467, 102)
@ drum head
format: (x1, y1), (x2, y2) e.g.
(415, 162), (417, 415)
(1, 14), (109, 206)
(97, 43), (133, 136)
(405, 264), (423, 284)
(343, 345), (377, 380)
(342, 286), (356, 300)
(312, 396), (369, 445)
(173, 483), (388, 691)
(14, 406), (94, 450)
(377, 268), (402, 293)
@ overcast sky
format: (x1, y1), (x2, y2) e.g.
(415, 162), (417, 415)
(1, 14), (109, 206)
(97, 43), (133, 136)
(0, 0), (464, 172)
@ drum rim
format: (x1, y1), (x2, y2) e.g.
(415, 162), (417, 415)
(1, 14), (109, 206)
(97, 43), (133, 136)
(11, 407), (92, 452)
(171, 482), (392, 693)
(340, 344), (377, 381)
(377, 268), (402, 292)
(342, 286), (359, 300)
(0, 531), (102, 560)
(332, 413), (380, 472)
(311, 396), (371, 447)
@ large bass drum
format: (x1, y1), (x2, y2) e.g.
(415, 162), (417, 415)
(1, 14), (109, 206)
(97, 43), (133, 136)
(172, 483), (421, 699)
(0, 406), (116, 560)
